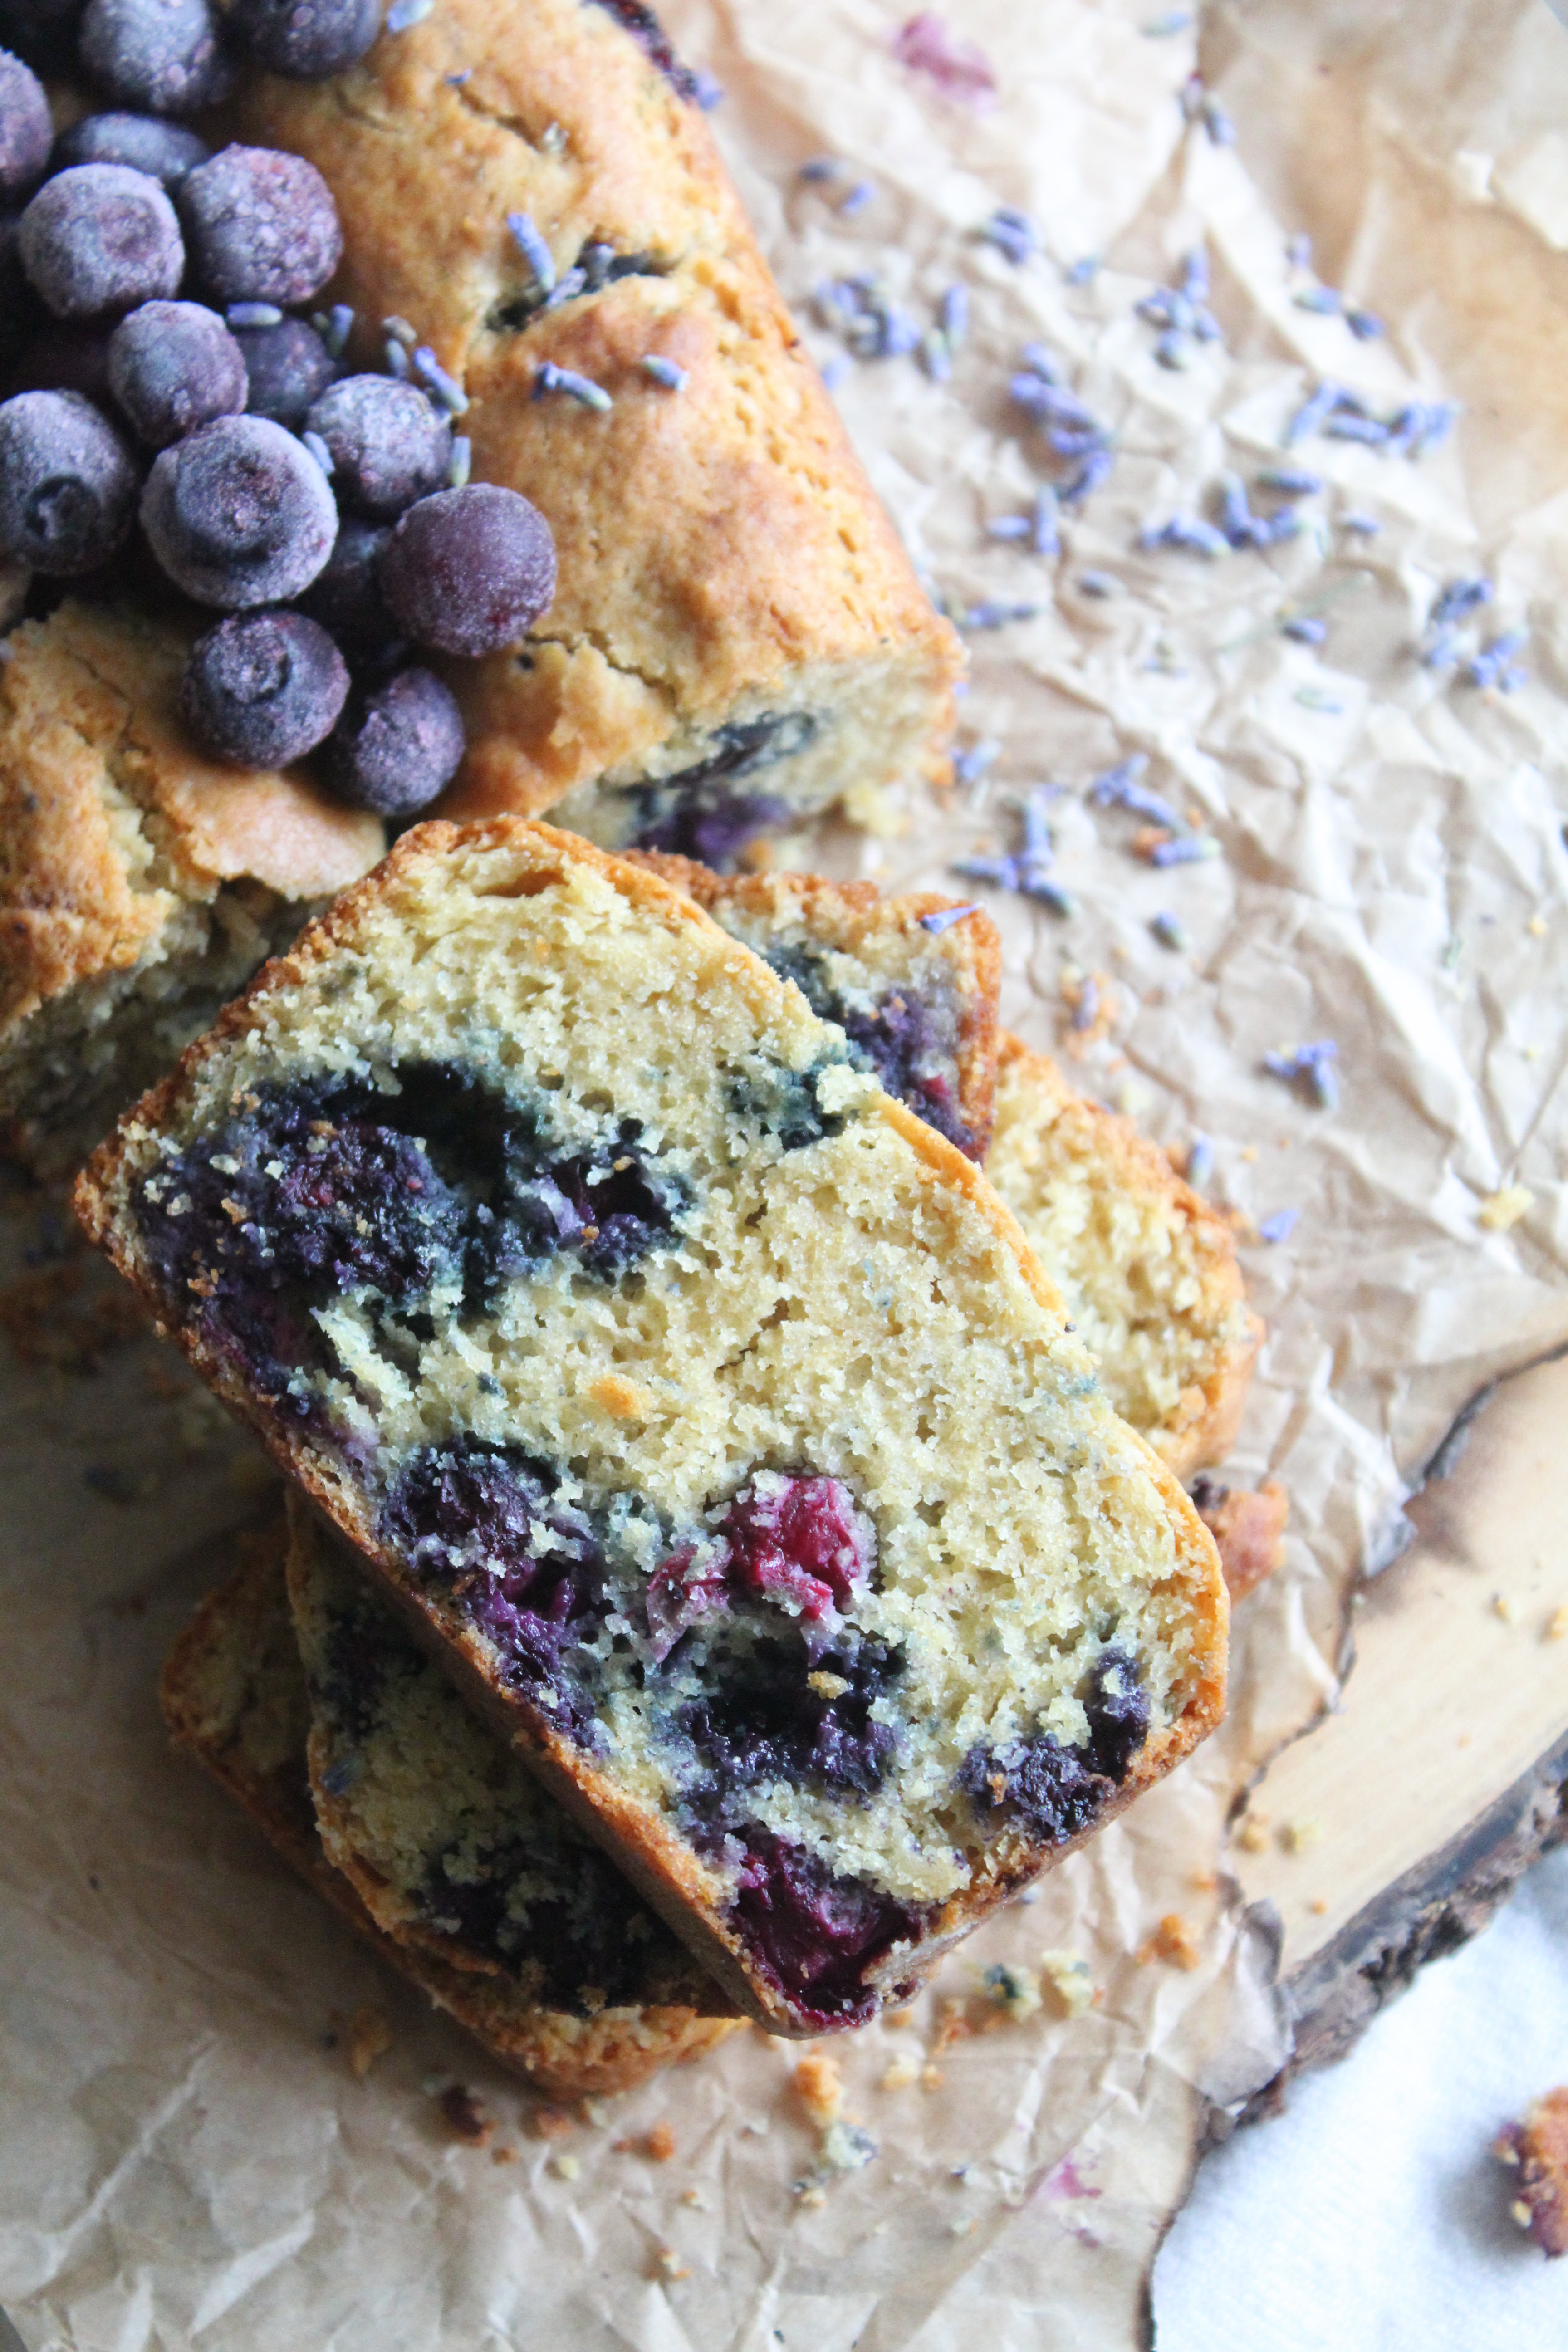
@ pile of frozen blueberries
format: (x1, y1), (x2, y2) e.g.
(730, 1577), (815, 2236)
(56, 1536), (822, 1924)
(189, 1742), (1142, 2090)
(0, 0), (558, 815)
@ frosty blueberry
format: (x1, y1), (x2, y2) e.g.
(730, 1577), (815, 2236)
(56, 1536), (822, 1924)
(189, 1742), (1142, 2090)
(107, 299), (247, 447)
(19, 162), (184, 318)
(295, 513), (396, 656)
(325, 666), (465, 815)
(78, 0), (235, 115)
(304, 375), (451, 519)
(227, 0), (381, 79)
(0, 385), (137, 571)
(178, 143), (341, 306)
(0, 48), (51, 198)
(234, 314), (334, 429)
(380, 482), (556, 656)
(181, 608), (349, 766)
(140, 412), (338, 605)
(55, 110), (210, 187)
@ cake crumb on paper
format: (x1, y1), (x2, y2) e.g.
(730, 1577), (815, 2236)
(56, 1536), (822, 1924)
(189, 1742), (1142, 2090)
(1236, 1810), (1270, 1853)
(531, 2104), (575, 2141)
(793, 2052), (843, 2127)
(1495, 2088), (1568, 2255)
(1478, 1185), (1534, 1231)
(1280, 1817), (1325, 1855)
(550, 2152), (580, 2181)
(345, 2004), (393, 2080)
(1039, 1951), (1095, 2016)
(882, 2055), (921, 2090)
(1544, 1607), (1568, 1642)
(438, 2085), (491, 2146)
(1137, 1914), (1200, 1970)
(652, 2246), (690, 2280)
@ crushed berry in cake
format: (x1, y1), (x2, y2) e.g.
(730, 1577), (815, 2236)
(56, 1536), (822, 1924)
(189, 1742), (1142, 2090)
(587, 0), (706, 104)
(679, 1630), (902, 1798)
(767, 942), (975, 1156)
(382, 1441), (607, 1738)
(956, 1647), (1151, 1842)
(622, 714), (818, 870)
(725, 1059), (849, 1153)
(727, 1828), (923, 2029)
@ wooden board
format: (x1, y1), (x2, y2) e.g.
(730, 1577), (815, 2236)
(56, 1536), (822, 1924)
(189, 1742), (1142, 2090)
(1226, 1345), (1568, 2107)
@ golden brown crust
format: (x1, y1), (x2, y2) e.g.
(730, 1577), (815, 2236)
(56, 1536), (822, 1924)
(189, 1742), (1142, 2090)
(83, 819), (1227, 2037)
(160, 1522), (743, 2097)
(227, 0), (962, 815)
(626, 853), (1001, 1156)
(0, 601), (385, 1048)
(992, 1031), (1262, 1475)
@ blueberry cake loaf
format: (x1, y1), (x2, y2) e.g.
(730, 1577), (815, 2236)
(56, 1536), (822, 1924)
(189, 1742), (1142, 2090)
(78, 819), (1227, 2035)
(286, 1497), (739, 2039)
(162, 1519), (740, 2095)
(628, 856), (1000, 1159)
(985, 1035), (1261, 1477)
(0, 598), (384, 1173)
(228, 0), (964, 859)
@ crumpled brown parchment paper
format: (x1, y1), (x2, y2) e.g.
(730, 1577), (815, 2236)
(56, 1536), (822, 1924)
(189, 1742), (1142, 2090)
(3, 1), (1567, 2344)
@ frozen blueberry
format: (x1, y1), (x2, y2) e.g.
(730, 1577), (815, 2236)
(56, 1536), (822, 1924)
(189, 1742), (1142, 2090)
(235, 314), (335, 430)
(0, 49), (51, 199)
(0, 211), (46, 364)
(295, 513), (396, 655)
(303, 374), (450, 519)
(325, 666), (464, 815)
(0, 387), (137, 572)
(108, 299), (246, 446)
(178, 143), (341, 308)
(181, 608), (348, 766)
(78, 0), (235, 115)
(55, 110), (210, 188)
(140, 412), (338, 605)
(380, 484), (556, 657)
(226, 0), (380, 79)
(18, 163), (184, 319)
(0, 0), (84, 74)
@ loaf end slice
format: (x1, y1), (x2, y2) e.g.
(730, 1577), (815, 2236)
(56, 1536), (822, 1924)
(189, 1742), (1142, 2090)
(161, 1518), (741, 2097)
(985, 1034), (1262, 1476)
(85, 818), (1226, 2034)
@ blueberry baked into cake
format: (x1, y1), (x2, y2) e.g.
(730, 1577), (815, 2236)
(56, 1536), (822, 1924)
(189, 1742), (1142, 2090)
(286, 1497), (739, 2048)
(628, 856), (1001, 1160)
(80, 820), (1227, 2034)
(162, 1515), (740, 2094)
(985, 1035), (1261, 1476)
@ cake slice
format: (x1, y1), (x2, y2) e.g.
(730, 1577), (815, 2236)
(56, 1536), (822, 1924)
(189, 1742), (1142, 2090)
(985, 1035), (1261, 1476)
(229, 0), (962, 860)
(627, 856), (1000, 1158)
(79, 819), (1227, 2035)
(0, 601), (385, 1176)
(161, 1518), (740, 2097)
(285, 1494), (738, 2034)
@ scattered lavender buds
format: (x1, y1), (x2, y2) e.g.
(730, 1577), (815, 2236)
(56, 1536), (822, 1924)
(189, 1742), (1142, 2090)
(1282, 615), (1327, 644)
(1467, 629), (1529, 691)
(506, 210), (555, 295)
(1258, 1208), (1300, 1244)
(960, 599), (1039, 629)
(919, 905), (980, 935)
(798, 157), (839, 183)
(448, 433), (471, 487)
(1064, 256), (1100, 286)
(1139, 514), (1229, 558)
(1070, 975), (1100, 1031)
(386, 0), (433, 28)
(1089, 755), (1182, 829)
(919, 329), (952, 382)
(1061, 446), (1113, 504)
(1293, 284), (1341, 315)
(1185, 1135), (1215, 1189)
(939, 283), (968, 348)
(953, 787), (1076, 915)
(1258, 466), (1322, 496)
(952, 740), (999, 787)
(1181, 75), (1235, 145)
(640, 354), (687, 390)
(1286, 233), (1312, 269)
(1431, 576), (1493, 629)
(1152, 910), (1189, 951)
(412, 344), (469, 415)
(1078, 571), (1120, 598)
(1142, 9), (1194, 31)
(1147, 834), (1221, 867)
(225, 300), (281, 329)
(1263, 1040), (1339, 1110)
(837, 179), (874, 219)
(1341, 510), (1381, 536)
(1346, 309), (1384, 341)
(980, 206), (1036, 266)
(534, 360), (612, 412)
(1287, 380), (1458, 458)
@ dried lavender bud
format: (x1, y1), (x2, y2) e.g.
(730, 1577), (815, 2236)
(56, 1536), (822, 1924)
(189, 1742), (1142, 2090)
(235, 314), (335, 428)
(78, 0), (235, 115)
(325, 666), (464, 814)
(108, 299), (246, 446)
(181, 608), (348, 765)
(18, 162), (184, 318)
(179, 143), (341, 306)
(140, 412), (338, 605)
(0, 49), (51, 197)
(0, 0), (84, 74)
(55, 110), (209, 187)
(380, 483), (556, 656)
(303, 373), (450, 518)
(295, 514), (396, 657)
(227, 0), (381, 78)
(0, 387), (137, 571)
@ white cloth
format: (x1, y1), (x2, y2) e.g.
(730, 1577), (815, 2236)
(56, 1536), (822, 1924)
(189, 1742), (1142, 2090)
(1154, 1846), (1568, 2349)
